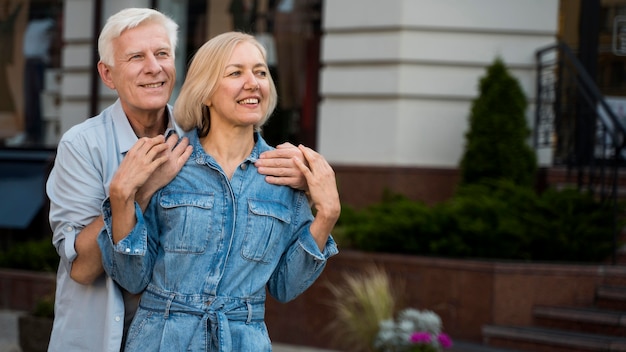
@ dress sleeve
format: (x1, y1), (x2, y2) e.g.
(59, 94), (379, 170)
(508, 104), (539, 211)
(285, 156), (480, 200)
(266, 191), (339, 302)
(97, 196), (160, 294)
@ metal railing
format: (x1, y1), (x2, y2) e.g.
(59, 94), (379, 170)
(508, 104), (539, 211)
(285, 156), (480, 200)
(535, 41), (626, 264)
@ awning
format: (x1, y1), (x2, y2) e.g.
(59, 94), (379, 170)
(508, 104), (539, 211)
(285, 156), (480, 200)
(0, 148), (55, 229)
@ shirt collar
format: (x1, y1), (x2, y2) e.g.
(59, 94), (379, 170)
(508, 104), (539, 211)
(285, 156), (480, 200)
(111, 99), (177, 154)
(190, 131), (269, 165)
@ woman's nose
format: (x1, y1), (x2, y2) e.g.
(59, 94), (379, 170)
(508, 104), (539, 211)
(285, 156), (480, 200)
(242, 71), (259, 90)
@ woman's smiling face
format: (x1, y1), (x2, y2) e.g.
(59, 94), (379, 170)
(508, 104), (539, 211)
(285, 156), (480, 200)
(205, 41), (271, 129)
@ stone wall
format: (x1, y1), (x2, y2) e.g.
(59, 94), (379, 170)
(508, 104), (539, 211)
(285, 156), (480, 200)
(265, 250), (626, 350)
(2, 250), (625, 350)
(0, 269), (54, 312)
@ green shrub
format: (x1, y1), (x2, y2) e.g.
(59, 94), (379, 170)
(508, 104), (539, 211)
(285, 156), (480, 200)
(32, 293), (55, 318)
(333, 57), (617, 263)
(459, 57), (537, 188)
(0, 237), (58, 272)
(336, 182), (619, 263)
(341, 192), (441, 255)
(532, 187), (618, 262)
(434, 184), (532, 260)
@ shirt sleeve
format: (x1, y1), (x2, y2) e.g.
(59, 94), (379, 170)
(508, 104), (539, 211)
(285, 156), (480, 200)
(97, 196), (159, 294)
(266, 191), (339, 302)
(46, 138), (107, 274)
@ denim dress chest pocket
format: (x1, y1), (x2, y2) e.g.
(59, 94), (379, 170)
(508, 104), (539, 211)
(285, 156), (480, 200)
(243, 199), (290, 263)
(159, 192), (215, 253)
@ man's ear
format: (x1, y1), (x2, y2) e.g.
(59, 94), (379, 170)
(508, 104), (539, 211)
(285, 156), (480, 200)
(97, 61), (116, 90)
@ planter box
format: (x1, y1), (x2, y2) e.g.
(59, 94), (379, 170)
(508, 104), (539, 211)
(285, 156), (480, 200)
(265, 250), (626, 350)
(18, 315), (53, 352)
(0, 269), (55, 311)
(3, 253), (626, 351)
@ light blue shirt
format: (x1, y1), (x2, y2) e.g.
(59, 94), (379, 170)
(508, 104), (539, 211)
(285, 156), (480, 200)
(46, 99), (179, 352)
(98, 130), (338, 352)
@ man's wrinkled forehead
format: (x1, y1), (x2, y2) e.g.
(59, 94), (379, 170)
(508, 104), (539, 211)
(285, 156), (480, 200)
(115, 23), (172, 54)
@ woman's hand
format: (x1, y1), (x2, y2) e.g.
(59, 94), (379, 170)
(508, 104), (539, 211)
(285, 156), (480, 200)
(293, 145), (341, 250)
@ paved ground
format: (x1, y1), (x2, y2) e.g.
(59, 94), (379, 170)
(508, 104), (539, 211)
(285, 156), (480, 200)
(274, 344), (337, 352)
(0, 311), (20, 352)
(275, 341), (519, 352)
(0, 310), (336, 352)
(0, 310), (518, 352)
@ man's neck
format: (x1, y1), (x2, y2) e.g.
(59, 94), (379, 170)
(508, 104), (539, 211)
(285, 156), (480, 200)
(127, 109), (169, 138)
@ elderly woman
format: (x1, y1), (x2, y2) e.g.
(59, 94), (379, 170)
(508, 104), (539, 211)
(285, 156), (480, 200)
(98, 31), (340, 351)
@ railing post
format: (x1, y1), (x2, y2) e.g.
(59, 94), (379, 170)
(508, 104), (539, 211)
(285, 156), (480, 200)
(535, 40), (625, 265)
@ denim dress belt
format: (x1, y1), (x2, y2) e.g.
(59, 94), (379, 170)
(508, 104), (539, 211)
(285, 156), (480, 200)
(140, 287), (266, 351)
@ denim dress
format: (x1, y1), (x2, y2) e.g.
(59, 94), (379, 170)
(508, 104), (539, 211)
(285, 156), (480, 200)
(98, 130), (338, 352)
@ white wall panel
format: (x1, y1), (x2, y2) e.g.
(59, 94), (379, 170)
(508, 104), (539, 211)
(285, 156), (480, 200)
(400, 0), (559, 33)
(320, 66), (401, 96)
(323, 0), (403, 29)
(398, 31), (555, 66)
(60, 102), (90, 134)
(63, 0), (93, 41)
(324, 0), (558, 34)
(318, 99), (399, 165)
(61, 73), (90, 98)
(320, 96), (535, 168)
(319, 0), (559, 167)
(322, 32), (402, 62)
(323, 31), (555, 66)
(394, 100), (470, 166)
(321, 65), (536, 102)
(61, 45), (92, 69)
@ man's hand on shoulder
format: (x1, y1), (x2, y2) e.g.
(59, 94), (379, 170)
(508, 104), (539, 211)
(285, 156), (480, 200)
(256, 142), (308, 191)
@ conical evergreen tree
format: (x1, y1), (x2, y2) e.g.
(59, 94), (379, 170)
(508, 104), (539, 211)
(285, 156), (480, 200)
(459, 57), (537, 188)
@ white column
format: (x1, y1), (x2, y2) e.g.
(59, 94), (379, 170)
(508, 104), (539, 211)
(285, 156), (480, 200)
(318, 0), (559, 167)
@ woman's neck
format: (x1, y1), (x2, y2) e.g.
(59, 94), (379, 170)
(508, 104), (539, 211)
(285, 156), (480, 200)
(201, 127), (255, 179)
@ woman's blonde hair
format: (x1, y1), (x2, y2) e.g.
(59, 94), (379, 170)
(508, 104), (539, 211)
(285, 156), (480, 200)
(174, 31), (278, 135)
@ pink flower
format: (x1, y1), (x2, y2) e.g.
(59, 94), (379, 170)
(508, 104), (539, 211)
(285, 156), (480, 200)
(437, 333), (453, 348)
(409, 332), (432, 344)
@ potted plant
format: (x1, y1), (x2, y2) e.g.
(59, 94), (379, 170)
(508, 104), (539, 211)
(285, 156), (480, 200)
(325, 266), (453, 352)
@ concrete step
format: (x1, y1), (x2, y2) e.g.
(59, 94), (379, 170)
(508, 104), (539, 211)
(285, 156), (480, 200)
(596, 285), (626, 311)
(446, 341), (525, 352)
(533, 305), (626, 336)
(482, 325), (626, 352)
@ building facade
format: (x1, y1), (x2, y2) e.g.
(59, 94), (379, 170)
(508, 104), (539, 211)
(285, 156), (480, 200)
(5, 0), (626, 209)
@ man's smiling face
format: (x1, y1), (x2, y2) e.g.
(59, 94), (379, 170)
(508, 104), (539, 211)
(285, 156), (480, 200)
(102, 22), (176, 117)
